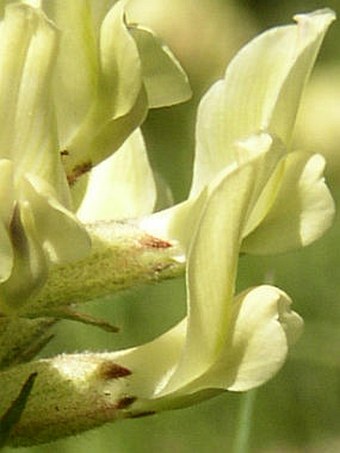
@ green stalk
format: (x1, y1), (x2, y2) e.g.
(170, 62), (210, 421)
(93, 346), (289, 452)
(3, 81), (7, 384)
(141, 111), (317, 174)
(17, 220), (185, 318)
(232, 389), (257, 453)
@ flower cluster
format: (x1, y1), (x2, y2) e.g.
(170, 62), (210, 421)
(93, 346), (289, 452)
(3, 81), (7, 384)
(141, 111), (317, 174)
(0, 1), (335, 447)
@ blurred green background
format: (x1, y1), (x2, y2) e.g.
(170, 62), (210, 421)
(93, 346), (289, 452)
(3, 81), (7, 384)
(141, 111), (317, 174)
(6, 0), (340, 451)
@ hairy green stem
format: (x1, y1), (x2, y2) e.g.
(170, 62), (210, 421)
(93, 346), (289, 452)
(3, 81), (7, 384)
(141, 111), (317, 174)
(17, 221), (185, 318)
(0, 350), (223, 447)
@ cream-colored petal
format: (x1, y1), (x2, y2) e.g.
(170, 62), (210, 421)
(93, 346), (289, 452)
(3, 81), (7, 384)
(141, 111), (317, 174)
(242, 152), (335, 254)
(21, 176), (91, 264)
(180, 285), (303, 393)
(77, 129), (156, 222)
(105, 282), (302, 402)
(99, 1), (142, 119)
(0, 3), (32, 155)
(191, 9), (335, 195)
(0, 202), (47, 313)
(159, 134), (286, 395)
(0, 159), (14, 224)
(0, 3), (71, 205)
(60, 1), (147, 177)
(0, 223), (12, 285)
(152, 286), (303, 396)
(129, 24), (191, 108)
(45, 0), (99, 145)
(0, 4), (57, 159)
(112, 319), (187, 399)
(216, 286), (302, 391)
(160, 167), (255, 394)
(23, 1), (42, 7)
(139, 192), (207, 256)
(0, 160), (14, 283)
(140, 133), (283, 254)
